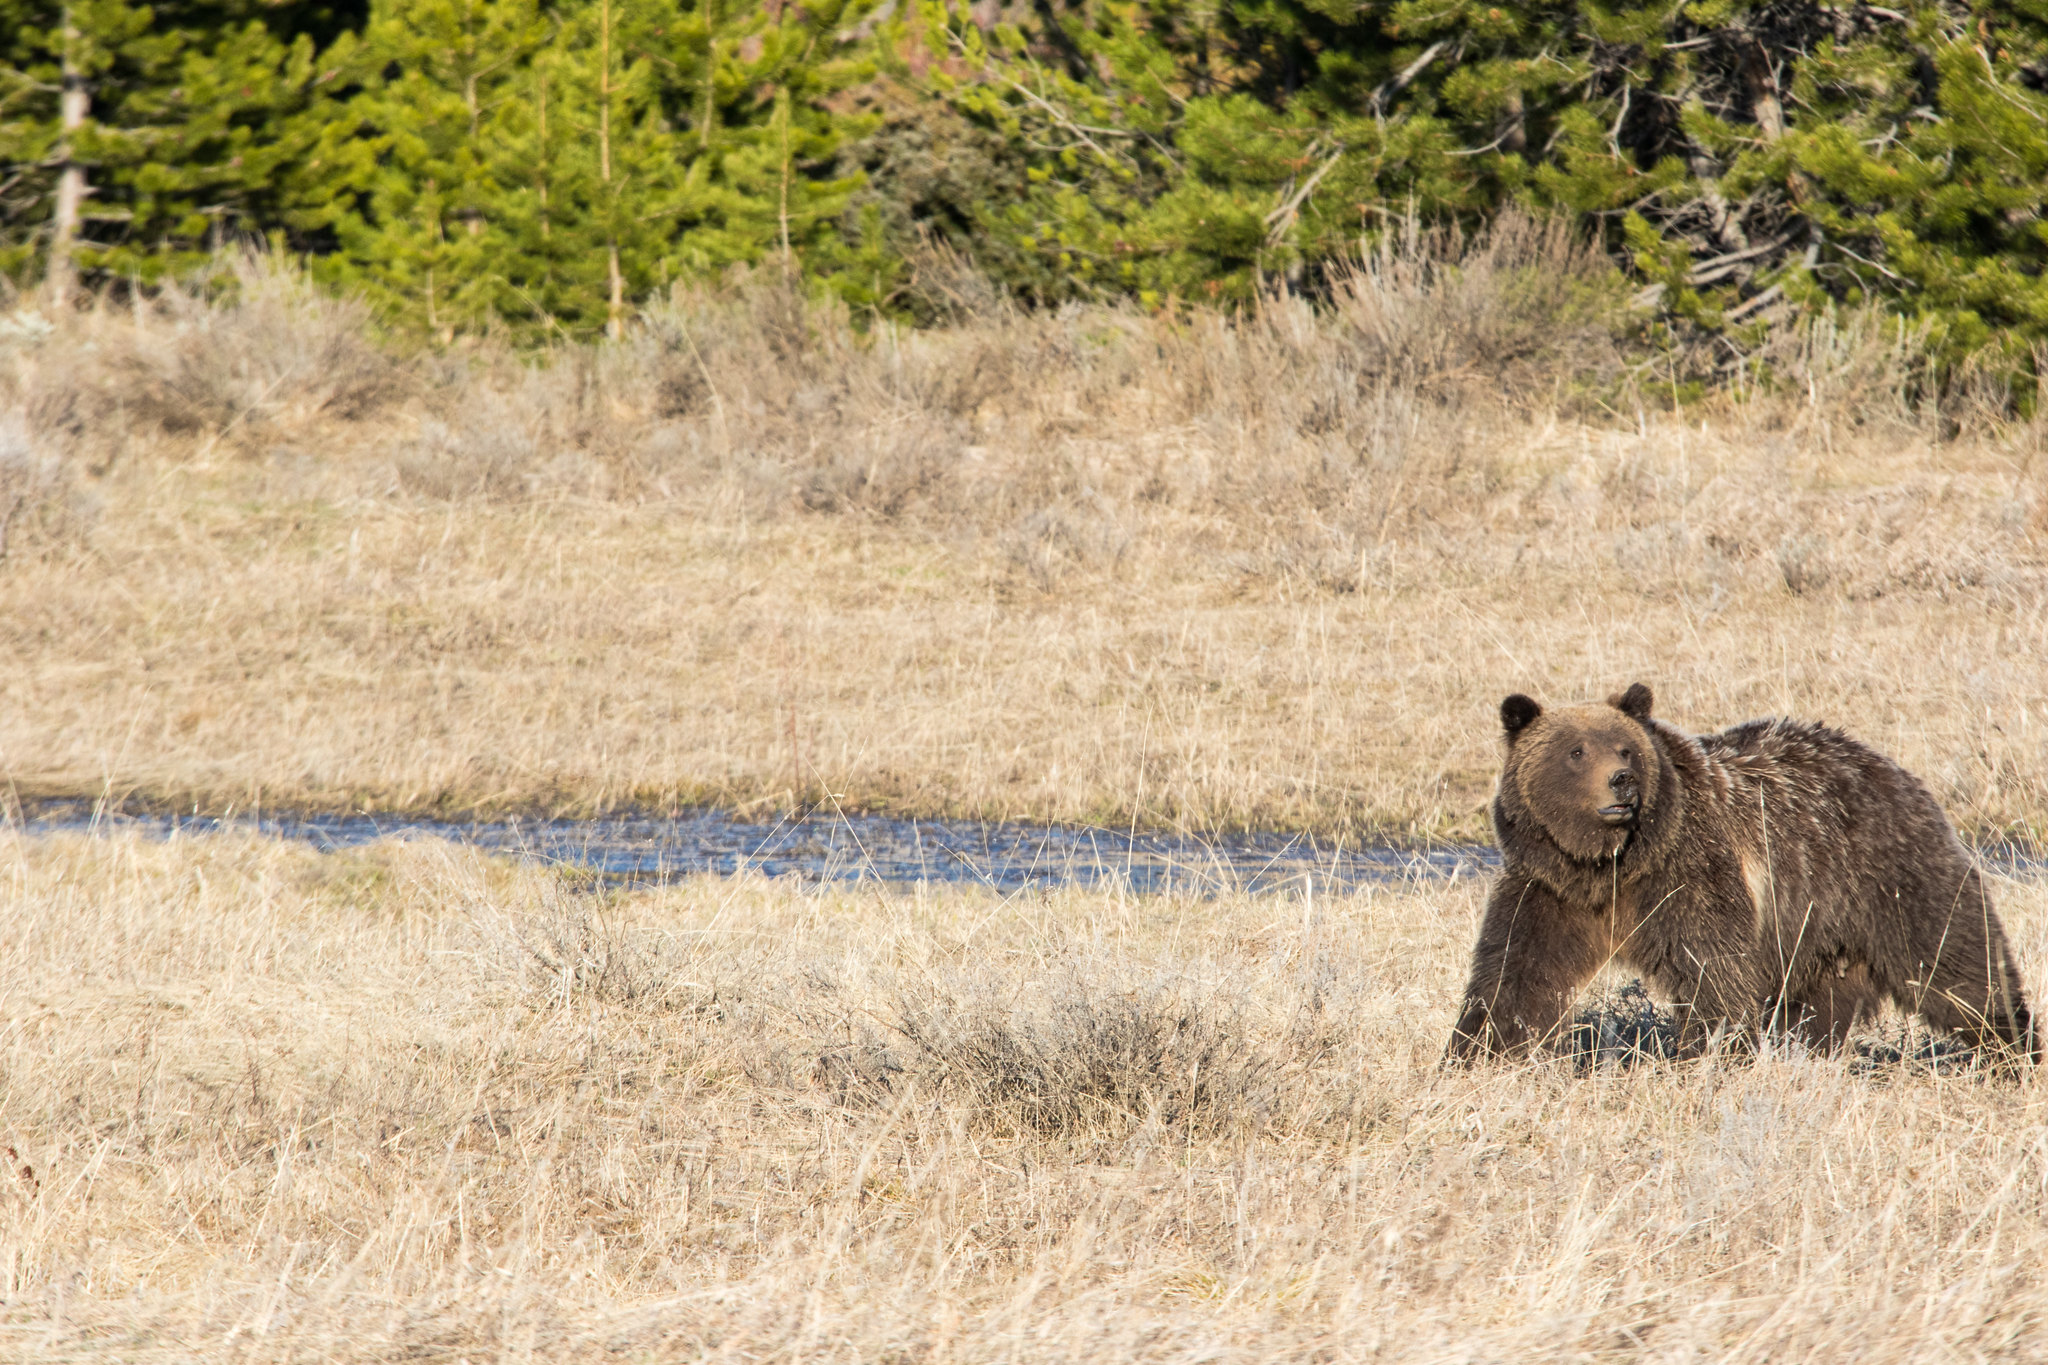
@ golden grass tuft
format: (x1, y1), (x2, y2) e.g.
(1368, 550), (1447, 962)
(0, 830), (2043, 1361)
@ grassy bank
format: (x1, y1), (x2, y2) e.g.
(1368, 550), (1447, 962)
(0, 830), (2043, 1361)
(3, 248), (2046, 840)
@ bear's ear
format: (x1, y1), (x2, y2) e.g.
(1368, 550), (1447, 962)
(1500, 694), (1542, 736)
(1611, 682), (1654, 722)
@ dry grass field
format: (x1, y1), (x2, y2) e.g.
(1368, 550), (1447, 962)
(3, 237), (2046, 841)
(0, 829), (2043, 1363)
(6, 240), (2048, 1361)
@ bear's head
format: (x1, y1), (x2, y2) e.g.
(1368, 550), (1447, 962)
(1498, 682), (1663, 862)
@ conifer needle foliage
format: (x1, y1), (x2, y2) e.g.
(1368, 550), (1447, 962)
(911, 0), (2048, 376)
(3, 0), (2047, 373)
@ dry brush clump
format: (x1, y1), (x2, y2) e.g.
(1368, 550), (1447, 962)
(0, 303), (99, 563)
(585, 213), (1638, 556)
(1, 254), (399, 464)
(886, 976), (1290, 1135)
(0, 406), (88, 563)
(104, 256), (402, 438)
(364, 213), (2042, 599)
(1, 829), (2046, 1363)
(59, 219), (1627, 540)
(479, 870), (1316, 1137)
(0, 254), (401, 559)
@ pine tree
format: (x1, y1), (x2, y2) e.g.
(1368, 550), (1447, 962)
(319, 0), (547, 339)
(487, 0), (880, 338)
(544, 0), (686, 340)
(489, 50), (593, 335)
(0, 0), (347, 297)
(664, 0), (877, 292)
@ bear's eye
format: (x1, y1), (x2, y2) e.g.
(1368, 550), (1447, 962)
(1570, 746), (1583, 761)
(1618, 747), (1632, 761)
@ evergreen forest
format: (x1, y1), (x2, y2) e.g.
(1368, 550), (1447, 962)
(5, 0), (2048, 374)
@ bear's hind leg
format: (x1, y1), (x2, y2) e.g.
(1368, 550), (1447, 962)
(1898, 868), (2038, 1067)
(1914, 973), (2038, 1065)
(1909, 933), (2038, 1066)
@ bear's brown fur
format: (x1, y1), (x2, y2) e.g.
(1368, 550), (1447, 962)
(1446, 683), (2037, 1064)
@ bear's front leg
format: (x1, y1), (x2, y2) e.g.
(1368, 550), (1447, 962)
(1446, 876), (1608, 1062)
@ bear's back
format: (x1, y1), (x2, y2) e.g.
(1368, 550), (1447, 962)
(1694, 716), (1891, 799)
(1691, 713), (1960, 865)
(1698, 714), (1862, 766)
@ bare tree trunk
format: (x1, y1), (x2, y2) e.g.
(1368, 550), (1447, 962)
(777, 88), (793, 279)
(537, 71), (550, 242)
(699, 0), (718, 151)
(608, 240), (624, 336)
(47, 4), (90, 309)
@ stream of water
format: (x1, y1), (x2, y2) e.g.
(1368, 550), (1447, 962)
(16, 801), (1496, 894)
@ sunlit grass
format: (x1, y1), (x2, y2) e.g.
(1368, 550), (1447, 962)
(0, 830), (2042, 1362)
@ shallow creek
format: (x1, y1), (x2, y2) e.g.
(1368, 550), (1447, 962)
(16, 801), (1497, 894)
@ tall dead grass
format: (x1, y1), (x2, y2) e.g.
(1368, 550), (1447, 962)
(0, 830), (2043, 1361)
(0, 233), (2044, 837)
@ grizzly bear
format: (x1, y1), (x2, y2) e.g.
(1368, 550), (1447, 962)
(1446, 683), (2036, 1064)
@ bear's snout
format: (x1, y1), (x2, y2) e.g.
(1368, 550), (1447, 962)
(1598, 768), (1640, 823)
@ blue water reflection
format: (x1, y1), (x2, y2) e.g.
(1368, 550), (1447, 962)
(16, 802), (1497, 894)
